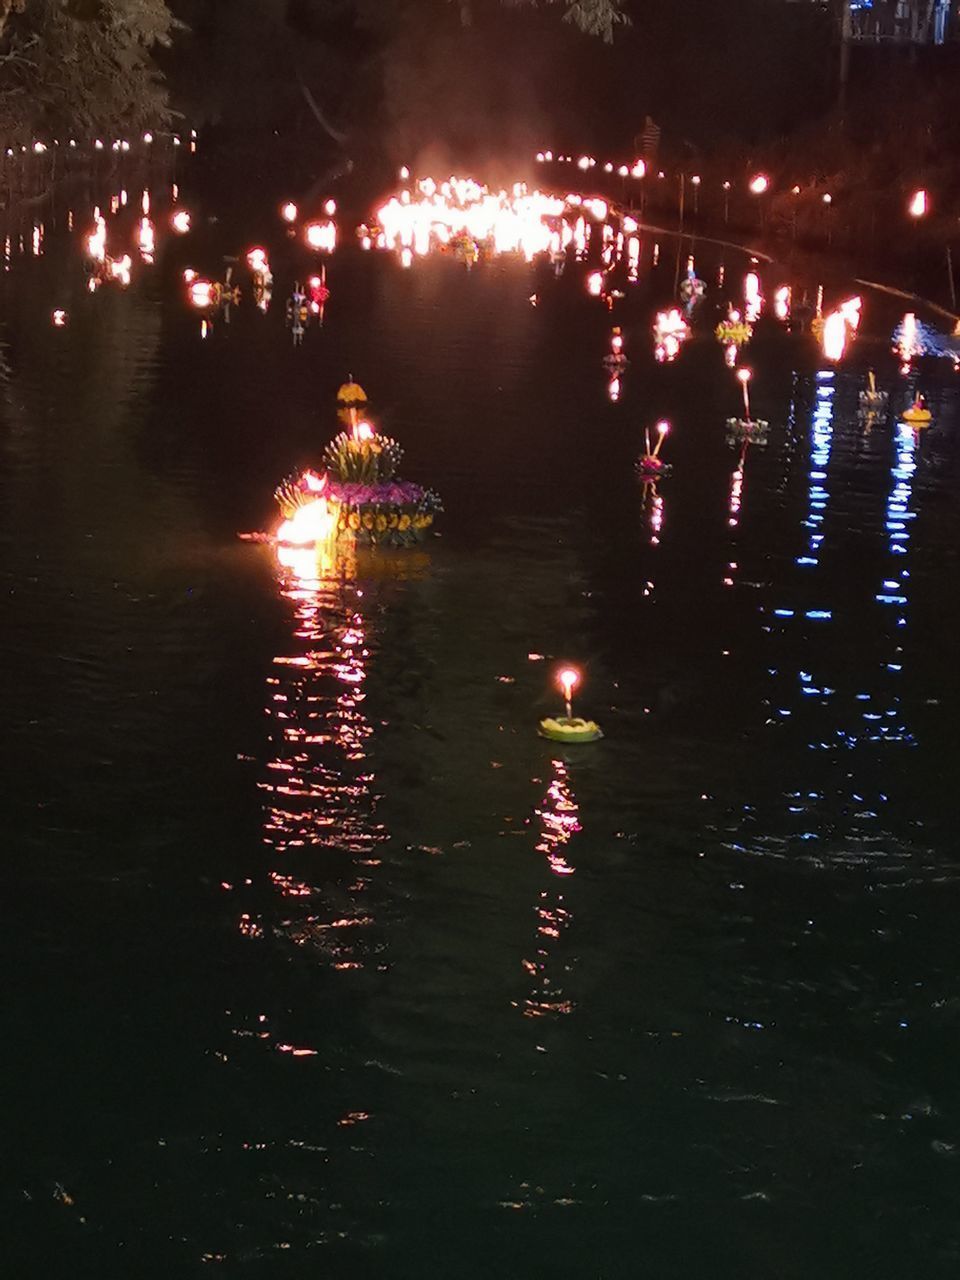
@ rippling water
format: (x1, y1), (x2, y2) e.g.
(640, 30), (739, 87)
(3, 158), (960, 1276)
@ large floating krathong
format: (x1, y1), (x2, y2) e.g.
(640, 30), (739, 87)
(275, 385), (441, 548)
(539, 667), (603, 744)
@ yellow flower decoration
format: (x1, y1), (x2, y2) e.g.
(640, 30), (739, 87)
(398, 514), (411, 531)
(362, 512), (375, 530)
(348, 512), (361, 531)
(375, 514), (387, 532)
(388, 513), (399, 529)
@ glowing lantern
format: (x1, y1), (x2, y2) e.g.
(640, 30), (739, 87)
(356, 421), (375, 442)
(281, 202), (298, 223)
(324, 199), (337, 216)
(536, 152), (545, 163)
(399, 166), (410, 180)
(691, 175), (701, 186)
(822, 193), (832, 205)
(749, 174), (769, 195)
(52, 310), (67, 327)
(587, 271), (604, 298)
(773, 285), (791, 322)
(909, 189), (928, 218)
(631, 160), (646, 179)
(143, 132), (153, 144)
(171, 210), (191, 234)
(618, 165), (629, 178)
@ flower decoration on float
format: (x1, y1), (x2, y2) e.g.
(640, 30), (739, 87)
(637, 420), (673, 478)
(715, 307), (753, 351)
(539, 666), (603, 743)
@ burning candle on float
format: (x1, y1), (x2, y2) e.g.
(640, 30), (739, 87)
(558, 666), (580, 721)
(738, 368), (753, 419)
(909, 188), (928, 219)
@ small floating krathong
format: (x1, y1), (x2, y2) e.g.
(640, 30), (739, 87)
(902, 395), (932, 427)
(715, 308), (753, 352)
(602, 326), (629, 370)
(539, 667), (603, 744)
(637, 420), (672, 478)
(275, 388), (441, 547)
(859, 369), (889, 414)
(725, 368), (769, 446)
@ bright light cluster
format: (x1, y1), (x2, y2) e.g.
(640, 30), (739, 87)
(376, 177), (575, 262)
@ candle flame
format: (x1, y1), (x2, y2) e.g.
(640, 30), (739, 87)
(558, 668), (580, 704)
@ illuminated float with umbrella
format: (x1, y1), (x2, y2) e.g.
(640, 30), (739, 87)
(274, 383), (441, 548)
(725, 368), (769, 446)
(679, 263), (706, 312)
(538, 667), (603, 744)
(637, 420), (672, 478)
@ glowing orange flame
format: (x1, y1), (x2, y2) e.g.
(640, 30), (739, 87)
(558, 668), (580, 705)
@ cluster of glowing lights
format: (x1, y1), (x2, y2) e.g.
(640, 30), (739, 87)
(376, 177), (574, 263)
(821, 296), (862, 362)
(276, 474), (340, 548)
(306, 220), (337, 253)
(653, 309), (689, 363)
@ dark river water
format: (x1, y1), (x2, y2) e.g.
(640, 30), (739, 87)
(2, 150), (960, 1277)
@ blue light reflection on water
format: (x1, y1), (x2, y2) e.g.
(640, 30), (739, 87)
(797, 372), (836, 570)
